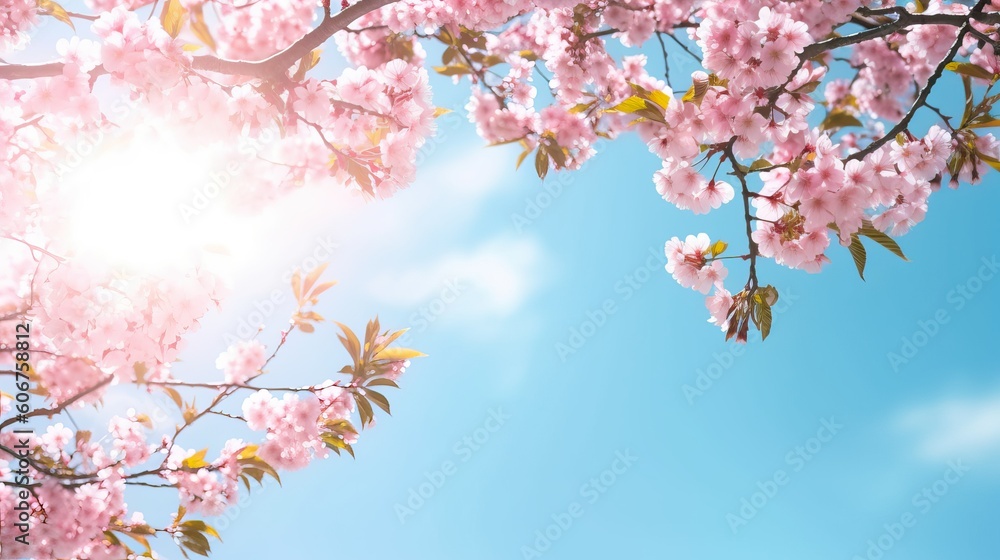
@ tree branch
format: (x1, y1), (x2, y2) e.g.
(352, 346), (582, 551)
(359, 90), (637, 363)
(0, 0), (399, 81)
(194, 0), (398, 77)
(0, 375), (113, 430)
(847, 0), (990, 161)
(802, 8), (1000, 60)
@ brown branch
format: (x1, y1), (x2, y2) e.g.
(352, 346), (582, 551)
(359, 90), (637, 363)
(802, 8), (1000, 59)
(0, 444), (96, 481)
(0, 375), (113, 430)
(144, 379), (341, 392)
(725, 140), (759, 293)
(579, 28), (618, 42)
(654, 31), (671, 87)
(190, 0), (398, 78)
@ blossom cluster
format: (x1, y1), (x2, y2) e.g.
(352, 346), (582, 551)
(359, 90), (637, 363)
(0, 0), (37, 51)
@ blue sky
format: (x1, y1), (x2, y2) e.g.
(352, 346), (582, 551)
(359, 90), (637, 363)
(10, 9), (1000, 560)
(174, 70), (999, 559)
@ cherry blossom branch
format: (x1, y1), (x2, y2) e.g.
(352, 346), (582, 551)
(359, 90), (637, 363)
(1, 235), (66, 263)
(802, 7), (1000, 60)
(0, 0), (398, 80)
(662, 31), (702, 64)
(0, 375), (114, 430)
(579, 28), (619, 42)
(847, 0), (989, 162)
(207, 410), (245, 421)
(190, 0), (399, 78)
(968, 27), (1000, 50)
(155, 329), (291, 463)
(143, 379), (347, 392)
(0, 444), (97, 481)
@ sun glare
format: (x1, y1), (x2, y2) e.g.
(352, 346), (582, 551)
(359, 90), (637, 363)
(61, 126), (242, 274)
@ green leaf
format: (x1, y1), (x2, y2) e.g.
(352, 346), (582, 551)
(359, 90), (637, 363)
(758, 300), (773, 341)
(364, 388), (391, 414)
(966, 117), (1000, 129)
(847, 233), (867, 280)
(610, 95), (648, 114)
(649, 90), (671, 110)
(534, 147), (549, 180)
(820, 110), (863, 130)
(180, 520), (220, 541)
(321, 433), (355, 458)
(178, 528), (211, 556)
(355, 394), (374, 427)
(709, 240), (728, 257)
(181, 449), (209, 470)
(945, 61), (995, 81)
(859, 219), (907, 260)
(366, 378), (399, 388)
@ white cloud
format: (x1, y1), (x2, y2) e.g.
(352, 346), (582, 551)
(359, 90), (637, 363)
(367, 236), (546, 319)
(895, 390), (1000, 460)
